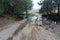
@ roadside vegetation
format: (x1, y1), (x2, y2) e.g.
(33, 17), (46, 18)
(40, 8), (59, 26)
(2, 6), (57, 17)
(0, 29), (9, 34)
(28, 13), (36, 16)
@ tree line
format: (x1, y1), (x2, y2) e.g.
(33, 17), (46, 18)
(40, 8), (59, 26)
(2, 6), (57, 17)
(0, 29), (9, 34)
(0, 0), (32, 19)
(39, 0), (60, 22)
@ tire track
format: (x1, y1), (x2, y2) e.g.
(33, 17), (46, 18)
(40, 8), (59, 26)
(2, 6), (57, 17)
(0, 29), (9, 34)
(7, 19), (31, 40)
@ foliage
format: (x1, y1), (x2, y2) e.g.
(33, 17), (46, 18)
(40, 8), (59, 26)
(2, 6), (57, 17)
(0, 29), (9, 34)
(39, 0), (60, 22)
(39, 0), (53, 14)
(0, 0), (33, 18)
(28, 13), (35, 16)
(39, 0), (60, 14)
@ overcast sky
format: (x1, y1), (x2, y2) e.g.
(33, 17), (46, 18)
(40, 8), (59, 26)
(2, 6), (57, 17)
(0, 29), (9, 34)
(32, 0), (41, 10)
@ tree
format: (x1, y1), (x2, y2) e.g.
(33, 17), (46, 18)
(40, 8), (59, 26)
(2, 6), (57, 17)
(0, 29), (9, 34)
(22, 0), (32, 16)
(38, 0), (60, 22)
(38, 0), (53, 14)
(0, 0), (33, 17)
(53, 0), (60, 14)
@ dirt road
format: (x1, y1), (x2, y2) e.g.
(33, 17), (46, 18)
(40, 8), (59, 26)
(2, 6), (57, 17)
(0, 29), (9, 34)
(0, 19), (60, 40)
(0, 19), (27, 40)
(32, 27), (60, 40)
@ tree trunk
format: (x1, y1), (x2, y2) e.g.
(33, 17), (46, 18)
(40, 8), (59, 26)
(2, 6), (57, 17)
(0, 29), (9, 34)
(50, 10), (51, 14)
(25, 5), (28, 17)
(58, 3), (59, 14)
(54, 9), (55, 13)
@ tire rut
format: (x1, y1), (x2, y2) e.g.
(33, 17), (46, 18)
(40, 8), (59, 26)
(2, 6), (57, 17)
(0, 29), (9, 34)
(7, 19), (31, 40)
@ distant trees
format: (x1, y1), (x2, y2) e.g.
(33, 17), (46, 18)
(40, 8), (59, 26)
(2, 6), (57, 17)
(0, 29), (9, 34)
(0, 0), (32, 17)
